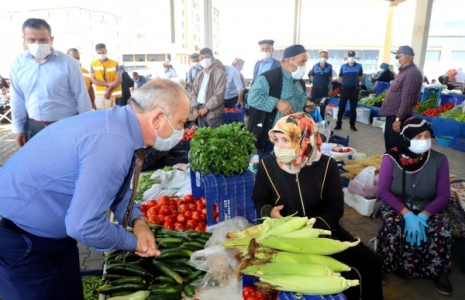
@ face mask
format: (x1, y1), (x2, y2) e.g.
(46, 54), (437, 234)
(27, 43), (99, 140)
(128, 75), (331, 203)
(99, 54), (107, 61)
(200, 58), (212, 69)
(408, 139), (431, 154)
(153, 115), (184, 151)
(348, 57), (355, 64)
(28, 43), (52, 59)
(291, 63), (306, 80)
(260, 51), (271, 61)
(320, 57), (327, 64)
(194, 62), (200, 68)
(274, 145), (297, 164)
(395, 61), (401, 69)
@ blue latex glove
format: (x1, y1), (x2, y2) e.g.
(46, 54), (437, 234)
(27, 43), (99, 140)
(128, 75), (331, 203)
(403, 212), (422, 246)
(417, 212), (430, 244)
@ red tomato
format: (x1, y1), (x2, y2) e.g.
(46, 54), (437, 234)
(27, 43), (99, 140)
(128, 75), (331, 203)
(178, 204), (188, 213)
(187, 203), (196, 211)
(186, 220), (197, 230)
(242, 286), (256, 298)
(200, 197), (206, 206)
(140, 204), (149, 213)
(164, 215), (176, 224)
(146, 199), (157, 208)
(194, 223), (205, 232)
(148, 215), (157, 224)
(184, 210), (193, 220)
(169, 199), (178, 207)
(255, 290), (266, 300)
(196, 202), (204, 212)
(192, 211), (202, 222)
(174, 222), (184, 231)
(201, 208), (207, 216)
(163, 221), (175, 230)
(184, 194), (194, 203)
(158, 195), (170, 206)
(146, 207), (158, 217)
(245, 297), (257, 300)
(159, 205), (171, 216)
(176, 214), (186, 224)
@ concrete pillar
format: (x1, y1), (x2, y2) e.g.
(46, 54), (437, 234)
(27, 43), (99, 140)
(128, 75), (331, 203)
(293, 0), (302, 44)
(411, 0), (433, 72)
(203, 0), (213, 49)
(382, 4), (395, 63)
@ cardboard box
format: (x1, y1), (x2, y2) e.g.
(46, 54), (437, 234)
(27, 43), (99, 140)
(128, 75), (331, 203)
(343, 188), (377, 217)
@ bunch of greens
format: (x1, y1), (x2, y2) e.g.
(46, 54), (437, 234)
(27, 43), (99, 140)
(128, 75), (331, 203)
(135, 171), (160, 201)
(189, 123), (256, 176)
(415, 93), (438, 114)
(359, 91), (386, 107)
(82, 276), (100, 300)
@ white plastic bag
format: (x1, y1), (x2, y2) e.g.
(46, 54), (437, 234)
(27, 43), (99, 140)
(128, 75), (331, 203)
(317, 121), (331, 142)
(143, 168), (192, 200)
(348, 166), (378, 199)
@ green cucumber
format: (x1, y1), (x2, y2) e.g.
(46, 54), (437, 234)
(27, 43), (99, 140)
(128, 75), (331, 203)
(105, 263), (153, 278)
(110, 276), (145, 285)
(183, 285), (196, 298)
(151, 259), (183, 284)
(158, 229), (190, 240)
(148, 284), (183, 294)
(97, 283), (146, 294)
(156, 248), (193, 260)
(154, 275), (175, 283)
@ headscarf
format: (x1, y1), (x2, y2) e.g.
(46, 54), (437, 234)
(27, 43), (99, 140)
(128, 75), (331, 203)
(386, 117), (434, 172)
(268, 112), (322, 173)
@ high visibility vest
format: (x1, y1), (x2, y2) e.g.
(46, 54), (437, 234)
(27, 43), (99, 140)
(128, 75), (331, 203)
(91, 59), (122, 98)
(81, 67), (92, 92)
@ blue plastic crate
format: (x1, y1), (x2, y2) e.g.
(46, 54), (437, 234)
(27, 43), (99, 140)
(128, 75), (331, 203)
(451, 135), (465, 152)
(438, 94), (465, 107)
(421, 87), (443, 101)
(222, 108), (245, 124)
(190, 169), (257, 225)
(329, 131), (350, 147)
(375, 81), (390, 97)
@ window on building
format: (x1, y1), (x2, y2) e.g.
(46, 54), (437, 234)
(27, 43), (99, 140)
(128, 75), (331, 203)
(425, 50), (441, 61)
(451, 51), (465, 61)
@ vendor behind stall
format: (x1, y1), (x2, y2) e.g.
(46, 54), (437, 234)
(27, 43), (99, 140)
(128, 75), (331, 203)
(0, 79), (189, 299)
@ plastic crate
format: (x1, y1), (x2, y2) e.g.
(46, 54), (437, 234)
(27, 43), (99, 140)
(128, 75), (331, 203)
(190, 169), (257, 225)
(421, 87), (443, 101)
(451, 135), (465, 152)
(222, 108), (245, 124)
(438, 94), (465, 107)
(329, 131), (349, 147)
(278, 292), (347, 300)
(436, 136), (453, 147)
(375, 81), (390, 97)
(356, 107), (371, 124)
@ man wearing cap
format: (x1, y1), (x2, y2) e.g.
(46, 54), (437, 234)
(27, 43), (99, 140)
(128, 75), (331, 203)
(308, 50), (333, 118)
(186, 53), (202, 88)
(380, 45), (423, 151)
(247, 44), (308, 157)
(190, 47), (226, 128)
(223, 64), (245, 108)
(335, 51), (363, 131)
(162, 60), (178, 79)
(253, 39), (282, 82)
(132, 71), (148, 90)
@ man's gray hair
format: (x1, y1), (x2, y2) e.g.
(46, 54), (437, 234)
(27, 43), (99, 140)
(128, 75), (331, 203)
(129, 79), (186, 116)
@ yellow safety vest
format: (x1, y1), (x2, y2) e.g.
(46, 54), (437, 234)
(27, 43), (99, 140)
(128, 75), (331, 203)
(81, 67), (92, 92)
(91, 59), (122, 98)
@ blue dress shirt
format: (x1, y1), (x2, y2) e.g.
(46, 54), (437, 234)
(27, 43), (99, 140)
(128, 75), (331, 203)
(0, 105), (144, 251)
(9, 49), (91, 133)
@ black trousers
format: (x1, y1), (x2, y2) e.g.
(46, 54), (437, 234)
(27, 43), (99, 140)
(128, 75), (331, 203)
(332, 227), (384, 300)
(224, 96), (239, 108)
(384, 115), (408, 151)
(311, 87), (329, 119)
(337, 87), (359, 127)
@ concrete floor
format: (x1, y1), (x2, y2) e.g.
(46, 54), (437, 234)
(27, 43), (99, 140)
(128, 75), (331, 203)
(1, 116), (465, 299)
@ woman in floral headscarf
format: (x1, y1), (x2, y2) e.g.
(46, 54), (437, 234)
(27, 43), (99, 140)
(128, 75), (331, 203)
(375, 117), (453, 296)
(252, 112), (384, 300)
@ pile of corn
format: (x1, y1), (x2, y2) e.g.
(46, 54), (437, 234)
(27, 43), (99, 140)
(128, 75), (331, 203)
(340, 155), (383, 179)
(223, 216), (360, 296)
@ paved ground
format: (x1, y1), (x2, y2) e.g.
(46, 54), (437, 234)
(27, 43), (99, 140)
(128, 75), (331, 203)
(1, 117), (464, 299)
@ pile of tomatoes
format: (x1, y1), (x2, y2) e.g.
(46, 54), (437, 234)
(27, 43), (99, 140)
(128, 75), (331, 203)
(331, 147), (354, 153)
(181, 127), (196, 142)
(242, 286), (276, 300)
(224, 107), (241, 113)
(421, 102), (455, 117)
(141, 194), (217, 232)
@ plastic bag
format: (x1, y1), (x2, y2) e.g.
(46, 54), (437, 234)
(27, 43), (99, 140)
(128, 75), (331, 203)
(348, 166), (378, 199)
(317, 121), (331, 142)
(142, 168), (192, 200)
(189, 217), (252, 288)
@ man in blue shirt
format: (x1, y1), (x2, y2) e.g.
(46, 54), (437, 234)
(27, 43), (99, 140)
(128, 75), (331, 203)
(0, 79), (190, 299)
(186, 52), (202, 89)
(9, 18), (91, 147)
(252, 39), (282, 82)
(309, 50), (333, 118)
(223, 65), (244, 108)
(132, 71), (148, 89)
(335, 50), (363, 131)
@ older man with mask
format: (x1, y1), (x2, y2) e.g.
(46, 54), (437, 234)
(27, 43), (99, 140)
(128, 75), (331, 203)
(186, 52), (202, 88)
(248, 44), (308, 158)
(380, 45), (423, 151)
(0, 79), (190, 299)
(190, 47), (226, 128)
(252, 39), (282, 82)
(9, 18), (91, 147)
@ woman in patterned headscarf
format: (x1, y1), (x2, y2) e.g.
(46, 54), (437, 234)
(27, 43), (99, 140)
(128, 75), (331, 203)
(252, 112), (384, 300)
(375, 117), (453, 296)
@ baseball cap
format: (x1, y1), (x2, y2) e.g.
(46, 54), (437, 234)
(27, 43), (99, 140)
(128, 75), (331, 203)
(347, 51), (356, 57)
(258, 39), (275, 46)
(190, 53), (199, 59)
(391, 45), (415, 56)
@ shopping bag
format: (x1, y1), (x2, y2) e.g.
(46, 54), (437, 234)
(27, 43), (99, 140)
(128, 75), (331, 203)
(347, 166), (378, 198)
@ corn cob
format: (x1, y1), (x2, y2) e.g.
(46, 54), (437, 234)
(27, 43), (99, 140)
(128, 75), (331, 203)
(241, 263), (339, 277)
(259, 217), (308, 239)
(259, 237), (361, 255)
(223, 234), (258, 248)
(226, 224), (263, 239)
(279, 226), (331, 238)
(255, 251), (350, 272)
(259, 274), (359, 295)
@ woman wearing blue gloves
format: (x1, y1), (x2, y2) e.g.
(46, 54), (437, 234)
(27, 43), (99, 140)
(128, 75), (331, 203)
(375, 117), (453, 296)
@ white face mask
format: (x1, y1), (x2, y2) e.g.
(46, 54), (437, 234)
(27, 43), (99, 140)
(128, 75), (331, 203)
(28, 43), (52, 59)
(320, 57), (327, 64)
(99, 54), (107, 61)
(274, 146), (297, 164)
(408, 139), (432, 154)
(395, 61), (401, 69)
(347, 57), (355, 64)
(200, 58), (212, 69)
(153, 115), (184, 151)
(291, 63), (306, 80)
(260, 51), (271, 61)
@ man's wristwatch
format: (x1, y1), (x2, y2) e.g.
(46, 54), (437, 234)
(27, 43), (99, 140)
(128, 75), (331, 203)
(395, 117), (401, 122)
(132, 215), (148, 227)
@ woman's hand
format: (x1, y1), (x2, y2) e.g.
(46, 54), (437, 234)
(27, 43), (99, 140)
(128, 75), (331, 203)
(270, 205), (284, 218)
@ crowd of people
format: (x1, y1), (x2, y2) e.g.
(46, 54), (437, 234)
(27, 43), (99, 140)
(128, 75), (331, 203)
(0, 16), (461, 300)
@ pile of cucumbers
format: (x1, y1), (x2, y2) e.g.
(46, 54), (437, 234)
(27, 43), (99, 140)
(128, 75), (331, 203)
(97, 226), (211, 299)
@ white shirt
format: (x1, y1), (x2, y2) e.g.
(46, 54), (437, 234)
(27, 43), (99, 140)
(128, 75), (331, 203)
(197, 71), (211, 104)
